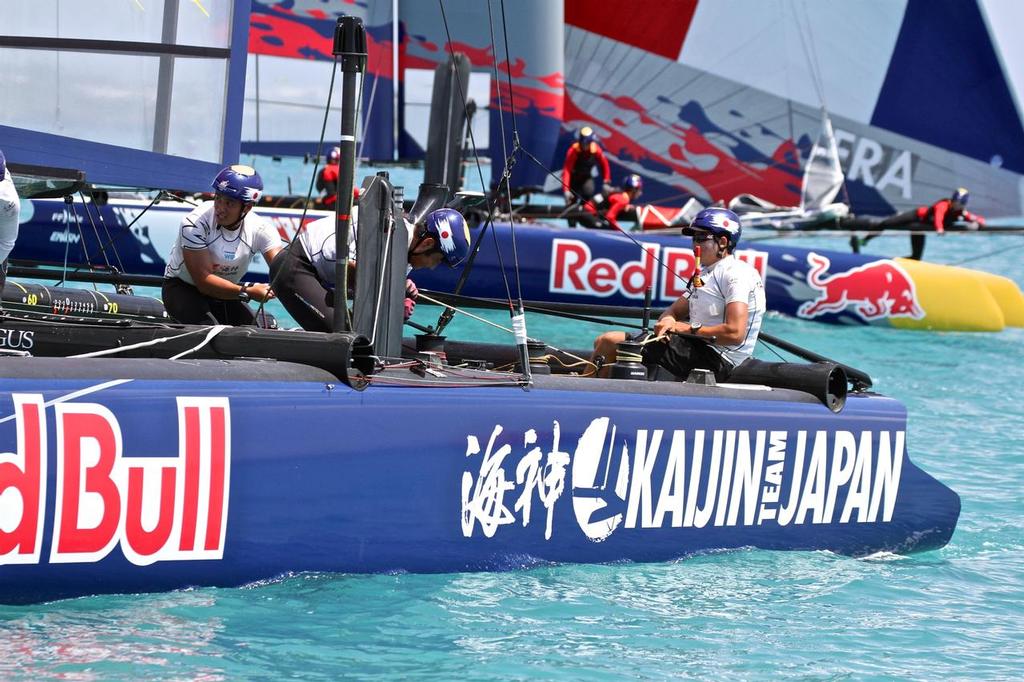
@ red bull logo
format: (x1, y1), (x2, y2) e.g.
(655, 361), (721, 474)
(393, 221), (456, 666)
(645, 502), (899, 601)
(0, 395), (230, 566)
(550, 238), (766, 303)
(799, 253), (925, 321)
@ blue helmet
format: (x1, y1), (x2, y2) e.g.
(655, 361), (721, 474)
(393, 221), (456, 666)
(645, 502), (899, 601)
(623, 173), (643, 191)
(422, 208), (471, 268)
(578, 126), (595, 146)
(682, 207), (742, 250)
(212, 164), (263, 204)
(951, 187), (969, 205)
(328, 146), (341, 163)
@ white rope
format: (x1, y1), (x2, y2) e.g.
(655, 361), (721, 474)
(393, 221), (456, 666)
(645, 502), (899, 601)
(69, 325), (228, 359)
(414, 292), (597, 370)
(416, 292), (518, 335)
(369, 216), (396, 345)
(170, 325), (229, 360)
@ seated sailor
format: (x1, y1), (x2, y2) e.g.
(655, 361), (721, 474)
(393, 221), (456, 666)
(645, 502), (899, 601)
(271, 207), (470, 332)
(591, 207), (765, 380)
(162, 165), (283, 325)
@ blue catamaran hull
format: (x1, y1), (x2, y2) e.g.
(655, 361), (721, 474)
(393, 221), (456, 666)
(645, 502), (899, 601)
(0, 364), (959, 604)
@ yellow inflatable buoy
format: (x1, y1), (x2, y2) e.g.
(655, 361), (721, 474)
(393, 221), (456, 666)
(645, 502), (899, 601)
(892, 259), (1009, 332)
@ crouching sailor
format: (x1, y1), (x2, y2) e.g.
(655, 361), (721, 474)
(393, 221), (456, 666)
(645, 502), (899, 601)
(271, 207), (471, 332)
(163, 165), (283, 325)
(592, 207), (765, 380)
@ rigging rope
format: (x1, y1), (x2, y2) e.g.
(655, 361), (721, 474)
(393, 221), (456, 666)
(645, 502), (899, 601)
(434, 0), (517, 337)
(258, 57), (344, 325)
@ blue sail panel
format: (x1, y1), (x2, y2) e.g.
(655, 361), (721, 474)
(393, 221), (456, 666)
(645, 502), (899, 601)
(871, 0), (1024, 173)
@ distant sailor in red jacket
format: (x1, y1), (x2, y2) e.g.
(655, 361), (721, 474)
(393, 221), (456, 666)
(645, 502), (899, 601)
(582, 173), (643, 230)
(853, 187), (985, 260)
(317, 146), (341, 208)
(562, 126), (611, 222)
(916, 187), (985, 233)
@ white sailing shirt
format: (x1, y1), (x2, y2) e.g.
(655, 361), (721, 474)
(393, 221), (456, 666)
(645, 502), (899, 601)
(0, 170), (19, 263)
(164, 201), (282, 285)
(687, 254), (766, 366)
(299, 209), (417, 286)
(298, 213), (358, 287)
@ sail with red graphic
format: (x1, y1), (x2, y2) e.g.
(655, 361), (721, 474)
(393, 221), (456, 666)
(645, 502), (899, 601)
(562, 0), (1024, 218)
(244, 0), (565, 190)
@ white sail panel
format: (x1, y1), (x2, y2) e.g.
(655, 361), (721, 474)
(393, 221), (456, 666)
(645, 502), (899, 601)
(243, 55), (341, 149)
(0, 0), (246, 191)
(679, 0), (908, 124)
(801, 112), (844, 210)
(980, 0), (1024, 136)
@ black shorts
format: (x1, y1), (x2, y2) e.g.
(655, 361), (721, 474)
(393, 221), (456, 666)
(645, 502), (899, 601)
(269, 247), (338, 332)
(162, 277), (257, 326)
(638, 332), (733, 382)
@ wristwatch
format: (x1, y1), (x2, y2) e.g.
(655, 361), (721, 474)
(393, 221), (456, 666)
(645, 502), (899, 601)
(690, 322), (702, 334)
(238, 283), (251, 302)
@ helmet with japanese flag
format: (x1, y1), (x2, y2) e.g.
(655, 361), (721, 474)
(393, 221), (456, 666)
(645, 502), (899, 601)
(421, 208), (471, 268)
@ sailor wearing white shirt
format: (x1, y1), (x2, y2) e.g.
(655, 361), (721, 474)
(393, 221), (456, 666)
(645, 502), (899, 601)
(270, 207), (471, 332)
(592, 207), (765, 380)
(0, 150), (20, 299)
(162, 165), (283, 325)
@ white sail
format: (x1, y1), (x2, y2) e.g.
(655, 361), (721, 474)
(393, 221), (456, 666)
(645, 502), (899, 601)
(800, 111), (845, 211)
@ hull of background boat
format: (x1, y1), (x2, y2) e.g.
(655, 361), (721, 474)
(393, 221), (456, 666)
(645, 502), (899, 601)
(415, 223), (1024, 331)
(17, 198), (1023, 330)
(0, 362), (959, 604)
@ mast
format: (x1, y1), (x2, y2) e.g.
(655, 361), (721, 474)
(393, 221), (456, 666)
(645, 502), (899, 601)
(332, 17), (368, 333)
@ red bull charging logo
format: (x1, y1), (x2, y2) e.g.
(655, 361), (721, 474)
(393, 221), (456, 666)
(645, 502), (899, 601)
(798, 253), (925, 321)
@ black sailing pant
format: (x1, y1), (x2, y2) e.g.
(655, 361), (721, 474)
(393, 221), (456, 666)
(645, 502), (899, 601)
(162, 277), (258, 326)
(269, 248), (336, 332)
(856, 210), (927, 260)
(636, 332), (733, 382)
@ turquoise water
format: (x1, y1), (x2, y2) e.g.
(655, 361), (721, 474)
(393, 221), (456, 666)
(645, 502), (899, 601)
(2, 161), (1023, 679)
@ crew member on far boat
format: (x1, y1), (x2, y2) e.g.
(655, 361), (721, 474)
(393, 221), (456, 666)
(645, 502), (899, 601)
(163, 165), (283, 325)
(270, 207), (471, 333)
(0, 150), (20, 301)
(317, 146), (341, 208)
(562, 126), (611, 225)
(581, 173), (643, 230)
(591, 207), (765, 380)
(852, 187), (985, 260)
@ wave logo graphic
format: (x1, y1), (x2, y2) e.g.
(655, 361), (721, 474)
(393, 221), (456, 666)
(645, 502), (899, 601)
(798, 253), (925, 321)
(570, 417), (630, 542)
